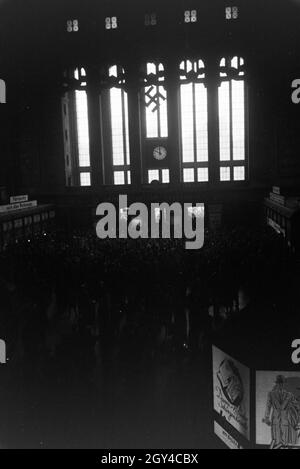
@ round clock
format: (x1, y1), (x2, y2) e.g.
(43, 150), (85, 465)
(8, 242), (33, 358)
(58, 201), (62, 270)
(153, 146), (167, 161)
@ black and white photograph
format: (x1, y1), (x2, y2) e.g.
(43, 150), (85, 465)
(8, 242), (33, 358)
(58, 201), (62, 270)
(0, 0), (300, 454)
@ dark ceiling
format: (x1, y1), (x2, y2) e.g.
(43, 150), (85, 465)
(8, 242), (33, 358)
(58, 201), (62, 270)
(0, 0), (300, 80)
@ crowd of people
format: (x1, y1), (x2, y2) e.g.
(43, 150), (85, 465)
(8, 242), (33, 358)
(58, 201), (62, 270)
(0, 224), (292, 447)
(0, 225), (288, 370)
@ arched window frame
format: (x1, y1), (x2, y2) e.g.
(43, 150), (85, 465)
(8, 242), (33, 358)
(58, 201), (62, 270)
(179, 58), (209, 183)
(102, 64), (131, 186)
(62, 67), (91, 187)
(218, 56), (248, 182)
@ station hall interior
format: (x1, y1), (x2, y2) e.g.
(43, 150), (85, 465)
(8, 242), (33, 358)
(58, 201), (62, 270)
(0, 0), (300, 449)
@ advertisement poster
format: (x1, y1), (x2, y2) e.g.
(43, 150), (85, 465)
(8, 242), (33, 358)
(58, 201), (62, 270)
(213, 346), (250, 440)
(256, 372), (300, 449)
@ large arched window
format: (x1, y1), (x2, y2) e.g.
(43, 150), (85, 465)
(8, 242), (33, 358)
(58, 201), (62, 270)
(218, 56), (246, 181)
(107, 65), (131, 185)
(179, 59), (209, 183)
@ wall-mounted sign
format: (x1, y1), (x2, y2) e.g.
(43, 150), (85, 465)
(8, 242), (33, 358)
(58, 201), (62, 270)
(0, 200), (37, 213)
(10, 195), (29, 204)
(214, 421), (243, 449)
(213, 346), (250, 440)
(256, 371), (300, 449)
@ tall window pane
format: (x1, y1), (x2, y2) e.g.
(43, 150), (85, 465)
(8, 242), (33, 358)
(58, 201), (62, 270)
(75, 90), (90, 168)
(110, 88), (125, 166)
(195, 83), (208, 163)
(218, 56), (246, 181)
(218, 82), (230, 162)
(181, 83), (194, 163)
(74, 68), (91, 186)
(108, 65), (131, 185)
(232, 80), (245, 161)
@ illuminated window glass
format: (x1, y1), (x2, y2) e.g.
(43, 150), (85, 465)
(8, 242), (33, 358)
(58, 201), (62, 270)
(114, 171), (125, 185)
(184, 10), (197, 23)
(148, 169), (159, 183)
(144, 63), (168, 139)
(218, 57), (246, 181)
(80, 172), (91, 187)
(148, 169), (169, 184)
(225, 6), (239, 20)
(75, 90), (90, 168)
(67, 20), (79, 32)
(162, 169), (170, 184)
(180, 59), (208, 182)
(233, 166), (245, 181)
(183, 168), (195, 183)
(108, 65), (131, 185)
(73, 68), (91, 187)
(197, 168), (209, 182)
(105, 17), (118, 30)
(145, 13), (157, 26)
(220, 167), (231, 182)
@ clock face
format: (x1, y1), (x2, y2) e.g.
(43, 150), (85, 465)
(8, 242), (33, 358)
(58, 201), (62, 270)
(153, 146), (167, 161)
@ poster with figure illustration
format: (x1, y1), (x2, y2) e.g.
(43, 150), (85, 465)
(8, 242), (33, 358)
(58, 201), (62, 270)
(213, 346), (250, 440)
(256, 371), (300, 449)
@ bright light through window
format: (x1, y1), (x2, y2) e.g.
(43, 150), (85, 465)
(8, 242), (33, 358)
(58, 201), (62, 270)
(75, 86), (91, 187)
(75, 90), (90, 168)
(144, 63), (168, 139)
(220, 167), (231, 181)
(80, 172), (91, 186)
(181, 84), (194, 163)
(183, 168), (195, 183)
(148, 169), (159, 183)
(218, 57), (246, 181)
(232, 80), (245, 161)
(148, 169), (169, 184)
(109, 65), (131, 185)
(180, 59), (209, 183)
(114, 171), (125, 185)
(218, 82), (231, 162)
(110, 88), (130, 166)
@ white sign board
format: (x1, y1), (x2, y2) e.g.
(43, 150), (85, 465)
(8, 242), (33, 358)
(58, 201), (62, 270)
(0, 200), (37, 213)
(10, 195), (28, 204)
